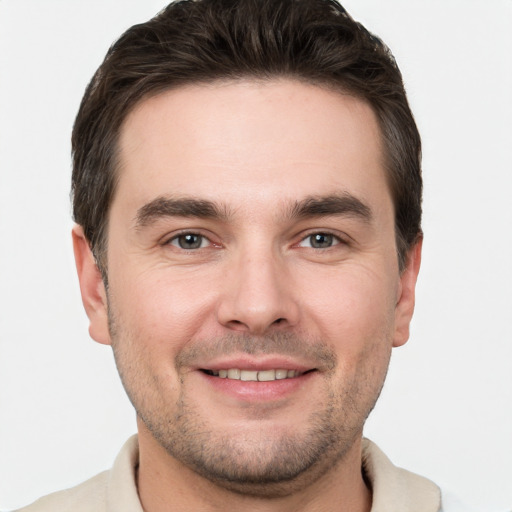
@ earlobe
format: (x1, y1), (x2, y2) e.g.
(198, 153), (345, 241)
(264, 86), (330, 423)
(393, 238), (423, 348)
(72, 225), (111, 345)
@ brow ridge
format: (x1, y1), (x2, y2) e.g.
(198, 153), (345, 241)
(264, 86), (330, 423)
(288, 193), (372, 222)
(134, 192), (372, 229)
(135, 196), (229, 228)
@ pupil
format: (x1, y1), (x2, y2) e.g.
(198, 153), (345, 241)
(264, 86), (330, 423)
(179, 234), (201, 249)
(312, 233), (332, 248)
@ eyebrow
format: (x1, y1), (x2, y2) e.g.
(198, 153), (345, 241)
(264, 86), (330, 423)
(288, 193), (372, 223)
(135, 196), (230, 228)
(134, 192), (372, 229)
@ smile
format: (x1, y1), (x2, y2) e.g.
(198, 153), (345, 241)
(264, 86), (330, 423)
(202, 368), (313, 381)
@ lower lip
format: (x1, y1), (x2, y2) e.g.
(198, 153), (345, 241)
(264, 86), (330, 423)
(198, 371), (317, 402)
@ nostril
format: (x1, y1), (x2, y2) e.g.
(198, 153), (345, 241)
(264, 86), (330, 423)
(273, 318), (285, 324)
(225, 319), (250, 332)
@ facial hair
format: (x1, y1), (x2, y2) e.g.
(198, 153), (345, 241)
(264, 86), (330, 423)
(109, 313), (390, 497)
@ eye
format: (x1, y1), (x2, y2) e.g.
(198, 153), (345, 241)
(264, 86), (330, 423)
(298, 233), (341, 249)
(168, 233), (210, 250)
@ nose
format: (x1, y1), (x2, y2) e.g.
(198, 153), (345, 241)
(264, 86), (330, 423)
(216, 249), (300, 335)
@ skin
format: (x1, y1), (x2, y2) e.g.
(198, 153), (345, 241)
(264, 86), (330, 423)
(73, 79), (421, 512)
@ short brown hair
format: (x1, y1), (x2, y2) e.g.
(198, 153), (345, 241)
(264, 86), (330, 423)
(72, 0), (422, 273)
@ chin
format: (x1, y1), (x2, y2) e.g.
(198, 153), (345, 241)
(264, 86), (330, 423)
(141, 400), (362, 497)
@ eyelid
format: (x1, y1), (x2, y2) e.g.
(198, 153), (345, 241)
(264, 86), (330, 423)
(295, 230), (350, 248)
(171, 234), (209, 250)
(161, 229), (218, 249)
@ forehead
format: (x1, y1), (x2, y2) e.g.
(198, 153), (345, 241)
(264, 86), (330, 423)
(114, 79), (390, 216)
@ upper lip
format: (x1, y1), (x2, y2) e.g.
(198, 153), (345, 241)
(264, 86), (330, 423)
(195, 355), (316, 372)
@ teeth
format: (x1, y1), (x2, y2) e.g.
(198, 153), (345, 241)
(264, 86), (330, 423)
(240, 370), (258, 381)
(227, 369), (240, 379)
(209, 368), (300, 381)
(258, 370), (275, 381)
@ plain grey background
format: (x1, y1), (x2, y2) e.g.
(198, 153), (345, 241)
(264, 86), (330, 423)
(0, 1), (511, 510)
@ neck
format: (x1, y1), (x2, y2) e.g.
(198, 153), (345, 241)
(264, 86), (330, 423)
(136, 422), (372, 512)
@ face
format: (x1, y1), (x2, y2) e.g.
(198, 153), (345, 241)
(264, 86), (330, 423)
(74, 79), (420, 495)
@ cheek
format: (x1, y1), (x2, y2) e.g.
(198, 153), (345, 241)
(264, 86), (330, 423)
(300, 265), (398, 348)
(308, 270), (396, 402)
(110, 269), (219, 352)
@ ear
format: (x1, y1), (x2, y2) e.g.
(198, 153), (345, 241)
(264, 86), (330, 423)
(393, 238), (422, 348)
(72, 225), (111, 345)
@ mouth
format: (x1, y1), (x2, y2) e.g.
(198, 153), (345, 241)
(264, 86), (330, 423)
(201, 368), (317, 381)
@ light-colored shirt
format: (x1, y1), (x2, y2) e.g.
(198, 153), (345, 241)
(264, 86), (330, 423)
(16, 436), (457, 511)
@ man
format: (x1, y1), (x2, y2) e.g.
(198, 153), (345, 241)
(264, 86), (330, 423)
(16, 0), (458, 510)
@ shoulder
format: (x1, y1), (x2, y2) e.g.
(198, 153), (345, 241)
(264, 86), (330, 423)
(13, 471), (109, 512)
(362, 439), (489, 512)
(13, 435), (141, 512)
(362, 438), (441, 512)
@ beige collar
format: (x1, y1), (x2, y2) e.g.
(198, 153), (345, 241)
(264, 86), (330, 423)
(362, 438), (441, 512)
(106, 435), (143, 512)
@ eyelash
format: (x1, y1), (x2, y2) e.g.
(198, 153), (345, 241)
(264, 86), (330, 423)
(165, 232), (213, 250)
(164, 230), (347, 251)
(296, 232), (345, 249)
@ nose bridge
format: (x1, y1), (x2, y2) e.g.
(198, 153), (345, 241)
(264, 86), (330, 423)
(217, 240), (299, 334)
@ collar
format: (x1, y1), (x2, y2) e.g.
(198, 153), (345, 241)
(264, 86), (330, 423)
(362, 438), (441, 512)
